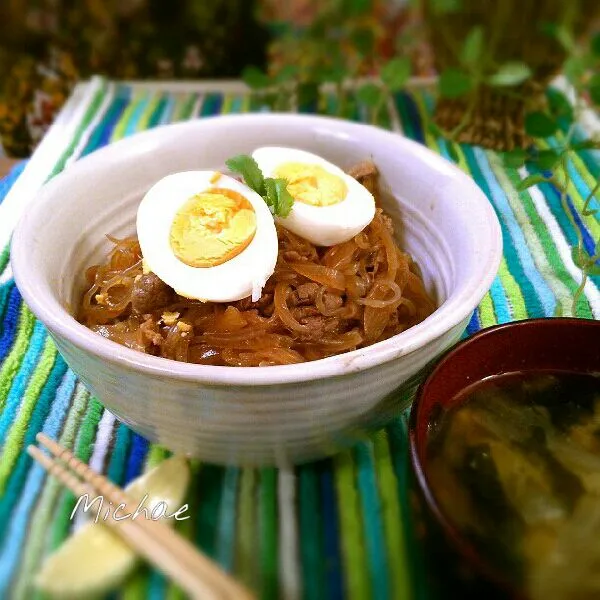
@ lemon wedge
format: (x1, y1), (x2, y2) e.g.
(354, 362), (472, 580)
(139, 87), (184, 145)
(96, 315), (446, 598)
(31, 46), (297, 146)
(35, 455), (190, 598)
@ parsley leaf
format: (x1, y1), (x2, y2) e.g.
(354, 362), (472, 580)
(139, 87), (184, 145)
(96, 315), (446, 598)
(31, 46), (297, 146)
(226, 154), (294, 218)
(264, 177), (294, 218)
(225, 154), (265, 196)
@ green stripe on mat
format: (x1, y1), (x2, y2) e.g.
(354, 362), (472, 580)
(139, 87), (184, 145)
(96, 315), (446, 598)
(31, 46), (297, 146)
(163, 479), (198, 600)
(237, 468), (258, 589)
(334, 451), (369, 600)
(498, 258), (528, 320)
(539, 137), (600, 237)
(216, 468), (240, 571)
(373, 430), (412, 600)
(107, 423), (132, 486)
(424, 121), (532, 325)
(0, 285), (11, 321)
(299, 465), (323, 600)
(128, 93), (160, 136)
(111, 91), (146, 142)
(260, 468), (278, 600)
(13, 384), (90, 600)
(121, 568), (150, 600)
(166, 581), (186, 600)
(174, 93), (199, 122)
(194, 464), (224, 560)
(49, 81), (109, 178)
(463, 148), (529, 321)
(354, 442), (390, 599)
(565, 141), (600, 209)
(477, 290), (499, 327)
(503, 164), (593, 316)
(138, 93), (165, 131)
(0, 306), (36, 411)
(0, 337), (57, 493)
(387, 416), (428, 600)
(0, 244), (9, 275)
(491, 153), (586, 317)
(50, 396), (104, 550)
(144, 444), (168, 470)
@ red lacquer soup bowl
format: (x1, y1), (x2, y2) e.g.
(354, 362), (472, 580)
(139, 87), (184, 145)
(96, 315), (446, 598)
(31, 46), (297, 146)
(408, 318), (600, 599)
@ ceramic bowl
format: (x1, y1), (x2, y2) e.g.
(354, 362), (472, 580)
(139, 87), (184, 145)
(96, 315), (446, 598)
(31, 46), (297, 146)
(409, 318), (600, 598)
(11, 114), (502, 465)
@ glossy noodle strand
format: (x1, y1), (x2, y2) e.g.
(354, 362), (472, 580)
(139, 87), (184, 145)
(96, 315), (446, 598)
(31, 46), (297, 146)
(78, 162), (436, 366)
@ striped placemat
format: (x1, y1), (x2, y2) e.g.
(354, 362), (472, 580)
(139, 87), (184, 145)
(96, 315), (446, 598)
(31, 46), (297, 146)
(0, 76), (599, 600)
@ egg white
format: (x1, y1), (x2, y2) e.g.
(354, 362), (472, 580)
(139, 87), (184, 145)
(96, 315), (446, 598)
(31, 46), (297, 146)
(137, 171), (278, 302)
(252, 147), (376, 246)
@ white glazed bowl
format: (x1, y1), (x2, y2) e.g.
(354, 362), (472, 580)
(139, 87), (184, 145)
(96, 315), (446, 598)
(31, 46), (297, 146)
(12, 114), (502, 465)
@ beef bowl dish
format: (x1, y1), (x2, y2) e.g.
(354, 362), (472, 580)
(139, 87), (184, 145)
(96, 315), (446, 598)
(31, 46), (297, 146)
(11, 114), (502, 465)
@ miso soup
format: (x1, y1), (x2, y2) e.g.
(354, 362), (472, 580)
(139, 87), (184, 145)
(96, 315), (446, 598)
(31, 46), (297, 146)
(427, 371), (600, 600)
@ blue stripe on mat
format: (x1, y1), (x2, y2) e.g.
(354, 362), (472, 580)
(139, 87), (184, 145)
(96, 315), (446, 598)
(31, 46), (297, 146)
(0, 161), (27, 205)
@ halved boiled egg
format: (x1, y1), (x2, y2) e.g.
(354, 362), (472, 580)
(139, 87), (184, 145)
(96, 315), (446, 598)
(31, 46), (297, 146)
(137, 171), (278, 302)
(252, 147), (376, 246)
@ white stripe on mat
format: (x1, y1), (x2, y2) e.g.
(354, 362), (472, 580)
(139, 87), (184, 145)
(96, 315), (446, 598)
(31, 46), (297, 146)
(63, 82), (116, 170)
(0, 77), (106, 251)
(71, 409), (116, 532)
(190, 93), (205, 119)
(0, 265), (12, 286)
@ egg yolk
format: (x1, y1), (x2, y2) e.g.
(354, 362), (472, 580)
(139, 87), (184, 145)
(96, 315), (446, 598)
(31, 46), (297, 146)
(273, 162), (347, 207)
(169, 188), (256, 268)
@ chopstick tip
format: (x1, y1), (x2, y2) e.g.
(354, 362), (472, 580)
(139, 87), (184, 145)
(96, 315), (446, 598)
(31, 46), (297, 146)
(27, 444), (43, 459)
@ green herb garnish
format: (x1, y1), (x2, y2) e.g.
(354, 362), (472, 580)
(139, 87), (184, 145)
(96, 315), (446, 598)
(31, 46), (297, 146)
(225, 154), (294, 218)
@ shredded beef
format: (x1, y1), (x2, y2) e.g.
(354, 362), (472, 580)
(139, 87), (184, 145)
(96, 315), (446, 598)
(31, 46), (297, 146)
(297, 315), (341, 340)
(322, 291), (343, 312)
(292, 282), (319, 306)
(283, 250), (308, 263)
(347, 160), (379, 196)
(292, 306), (321, 320)
(131, 273), (174, 315)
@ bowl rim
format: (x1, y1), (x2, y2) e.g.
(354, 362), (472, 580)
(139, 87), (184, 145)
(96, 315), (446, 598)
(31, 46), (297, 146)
(11, 112), (503, 386)
(408, 317), (600, 595)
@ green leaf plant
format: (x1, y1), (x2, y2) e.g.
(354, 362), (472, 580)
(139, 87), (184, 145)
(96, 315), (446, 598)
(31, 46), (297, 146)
(432, 18), (532, 147)
(242, 2), (599, 316)
(241, 2), (416, 125)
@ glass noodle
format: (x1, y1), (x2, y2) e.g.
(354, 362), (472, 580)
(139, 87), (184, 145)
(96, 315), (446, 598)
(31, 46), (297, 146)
(78, 162), (435, 366)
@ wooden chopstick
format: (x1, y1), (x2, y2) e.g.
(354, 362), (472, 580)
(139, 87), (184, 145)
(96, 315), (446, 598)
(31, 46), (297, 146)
(28, 434), (254, 600)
